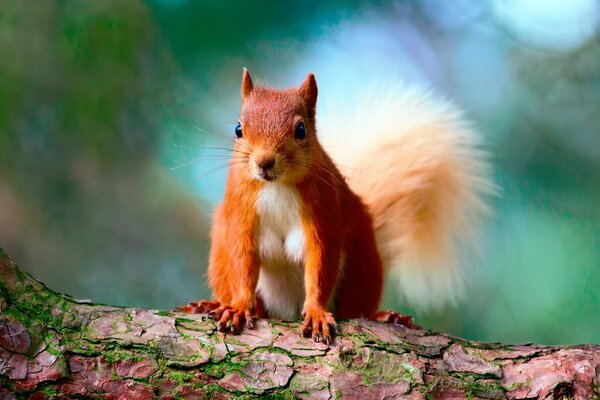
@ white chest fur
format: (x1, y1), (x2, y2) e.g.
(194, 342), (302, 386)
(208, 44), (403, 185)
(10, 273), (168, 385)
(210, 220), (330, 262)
(255, 184), (306, 320)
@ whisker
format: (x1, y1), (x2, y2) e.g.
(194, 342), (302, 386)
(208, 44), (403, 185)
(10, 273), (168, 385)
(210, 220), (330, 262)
(171, 145), (250, 158)
(193, 126), (240, 145)
(292, 159), (344, 187)
(199, 146), (239, 153)
(194, 165), (229, 181)
(205, 148), (251, 157)
(315, 165), (345, 185)
(192, 124), (257, 158)
(193, 160), (246, 181)
(219, 104), (240, 118)
(194, 126), (222, 137)
(169, 160), (203, 171)
(233, 139), (253, 153)
(169, 152), (249, 170)
(306, 170), (341, 195)
(301, 161), (344, 187)
(287, 160), (341, 195)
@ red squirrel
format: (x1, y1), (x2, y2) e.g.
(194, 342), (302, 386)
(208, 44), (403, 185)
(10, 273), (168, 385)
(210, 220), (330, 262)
(179, 70), (494, 344)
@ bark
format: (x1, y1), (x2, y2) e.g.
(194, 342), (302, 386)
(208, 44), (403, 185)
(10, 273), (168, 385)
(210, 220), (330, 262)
(0, 248), (599, 400)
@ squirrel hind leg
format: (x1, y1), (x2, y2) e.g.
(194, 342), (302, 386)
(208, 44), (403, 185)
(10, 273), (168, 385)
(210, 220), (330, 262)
(370, 310), (421, 330)
(334, 215), (384, 319)
(176, 299), (221, 314)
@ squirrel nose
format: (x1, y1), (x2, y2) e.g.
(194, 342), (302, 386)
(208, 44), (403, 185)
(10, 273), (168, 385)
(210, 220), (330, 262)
(257, 157), (275, 171)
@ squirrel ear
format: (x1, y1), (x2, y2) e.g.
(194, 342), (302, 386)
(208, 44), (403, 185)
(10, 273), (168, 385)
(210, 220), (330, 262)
(241, 68), (254, 101)
(299, 73), (318, 117)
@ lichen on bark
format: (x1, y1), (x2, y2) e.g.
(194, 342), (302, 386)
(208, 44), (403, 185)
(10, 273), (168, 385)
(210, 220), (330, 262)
(1, 247), (600, 399)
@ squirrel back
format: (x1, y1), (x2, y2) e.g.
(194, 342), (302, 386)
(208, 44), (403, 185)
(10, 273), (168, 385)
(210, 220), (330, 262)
(317, 81), (496, 310)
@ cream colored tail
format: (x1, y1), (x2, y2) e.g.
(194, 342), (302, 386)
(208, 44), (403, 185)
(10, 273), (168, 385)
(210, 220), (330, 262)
(318, 81), (496, 310)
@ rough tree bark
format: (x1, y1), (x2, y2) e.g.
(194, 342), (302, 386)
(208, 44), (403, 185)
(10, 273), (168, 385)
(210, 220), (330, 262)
(0, 248), (599, 400)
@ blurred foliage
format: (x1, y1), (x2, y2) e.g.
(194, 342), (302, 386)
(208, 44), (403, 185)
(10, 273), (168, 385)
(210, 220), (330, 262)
(0, 1), (208, 306)
(0, 0), (599, 344)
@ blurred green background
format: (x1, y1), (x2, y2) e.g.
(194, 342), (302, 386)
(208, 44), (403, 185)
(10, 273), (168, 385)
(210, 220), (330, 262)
(1, 0), (599, 345)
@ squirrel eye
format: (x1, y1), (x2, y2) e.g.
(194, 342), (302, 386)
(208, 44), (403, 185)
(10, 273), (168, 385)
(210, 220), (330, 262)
(235, 122), (243, 138)
(294, 122), (306, 139)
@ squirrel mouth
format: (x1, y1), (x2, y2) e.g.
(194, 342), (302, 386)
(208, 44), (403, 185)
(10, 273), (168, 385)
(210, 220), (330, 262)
(258, 170), (277, 181)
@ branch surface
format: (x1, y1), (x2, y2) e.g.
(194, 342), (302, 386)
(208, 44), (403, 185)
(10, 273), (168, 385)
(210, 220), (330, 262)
(0, 248), (599, 399)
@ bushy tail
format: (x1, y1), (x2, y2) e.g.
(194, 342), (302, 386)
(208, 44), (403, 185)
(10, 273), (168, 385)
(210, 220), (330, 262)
(318, 81), (496, 310)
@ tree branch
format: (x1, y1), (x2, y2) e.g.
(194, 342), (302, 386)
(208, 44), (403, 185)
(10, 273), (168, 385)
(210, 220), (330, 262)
(0, 248), (599, 399)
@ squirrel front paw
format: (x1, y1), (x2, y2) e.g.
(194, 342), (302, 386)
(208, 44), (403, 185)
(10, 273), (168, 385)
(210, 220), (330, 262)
(301, 305), (337, 345)
(177, 300), (255, 334)
(209, 304), (255, 334)
(177, 299), (221, 314)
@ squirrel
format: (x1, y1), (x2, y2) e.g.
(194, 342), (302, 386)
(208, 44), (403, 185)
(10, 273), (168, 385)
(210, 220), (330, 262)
(179, 69), (495, 344)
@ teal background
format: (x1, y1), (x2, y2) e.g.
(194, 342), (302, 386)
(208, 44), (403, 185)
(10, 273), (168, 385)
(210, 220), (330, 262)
(1, 0), (599, 345)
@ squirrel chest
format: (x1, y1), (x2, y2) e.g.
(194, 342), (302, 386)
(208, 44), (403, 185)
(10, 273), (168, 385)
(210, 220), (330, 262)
(255, 183), (306, 320)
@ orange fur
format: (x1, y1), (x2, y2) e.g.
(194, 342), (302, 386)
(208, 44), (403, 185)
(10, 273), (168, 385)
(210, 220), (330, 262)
(200, 70), (385, 342)
(182, 70), (494, 342)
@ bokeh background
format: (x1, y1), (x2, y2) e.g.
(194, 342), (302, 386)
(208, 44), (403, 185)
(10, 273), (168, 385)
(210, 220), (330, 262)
(1, 0), (599, 345)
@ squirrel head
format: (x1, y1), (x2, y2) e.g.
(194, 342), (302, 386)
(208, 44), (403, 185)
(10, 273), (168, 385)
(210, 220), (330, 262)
(233, 69), (319, 184)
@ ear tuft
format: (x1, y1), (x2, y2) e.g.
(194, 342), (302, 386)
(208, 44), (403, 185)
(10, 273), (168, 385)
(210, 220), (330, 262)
(241, 68), (254, 101)
(299, 73), (318, 117)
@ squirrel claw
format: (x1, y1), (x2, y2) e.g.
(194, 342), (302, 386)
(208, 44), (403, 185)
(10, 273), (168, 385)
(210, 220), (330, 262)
(370, 310), (421, 329)
(213, 305), (255, 335)
(177, 300), (221, 315)
(301, 306), (336, 345)
(178, 300), (257, 334)
(301, 326), (312, 338)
